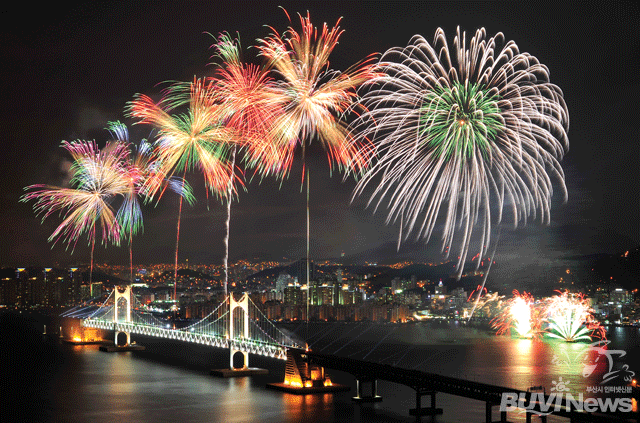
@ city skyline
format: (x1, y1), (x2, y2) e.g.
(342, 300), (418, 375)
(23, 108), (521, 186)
(2, 1), (638, 290)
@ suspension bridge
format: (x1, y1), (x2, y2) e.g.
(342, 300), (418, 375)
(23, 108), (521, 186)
(72, 285), (304, 370)
(61, 285), (638, 422)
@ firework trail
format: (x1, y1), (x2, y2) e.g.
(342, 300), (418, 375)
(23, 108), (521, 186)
(255, 9), (379, 339)
(106, 121), (195, 283)
(544, 290), (605, 342)
(222, 146), (236, 296)
(351, 27), (569, 284)
(465, 285), (503, 319)
(21, 140), (129, 283)
(205, 32), (275, 295)
(127, 78), (239, 302)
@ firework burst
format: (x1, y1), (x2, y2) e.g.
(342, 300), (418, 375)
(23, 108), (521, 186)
(254, 9), (378, 179)
(207, 32), (286, 179)
(106, 121), (195, 283)
(205, 32), (277, 295)
(544, 290), (606, 342)
(492, 290), (541, 338)
(21, 140), (130, 283)
(464, 285), (503, 319)
(127, 79), (239, 301)
(351, 27), (569, 278)
(127, 78), (239, 197)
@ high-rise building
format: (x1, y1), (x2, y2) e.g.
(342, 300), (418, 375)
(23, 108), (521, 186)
(0, 276), (18, 306)
(42, 268), (53, 306)
(284, 285), (305, 306)
(15, 268), (28, 307)
(410, 274), (417, 289)
(66, 268), (81, 305)
(79, 284), (91, 301)
(296, 258), (315, 283)
(90, 282), (103, 298)
(276, 273), (295, 301)
(335, 268), (343, 285)
(610, 287), (632, 305)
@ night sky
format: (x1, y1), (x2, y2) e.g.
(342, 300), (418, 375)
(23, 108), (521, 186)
(2, 1), (638, 282)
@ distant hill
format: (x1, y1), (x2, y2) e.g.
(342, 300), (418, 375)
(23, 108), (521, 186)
(338, 241), (447, 265)
(590, 246), (639, 290)
(160, 268), (215, 281)
(81, 270), (129, 285)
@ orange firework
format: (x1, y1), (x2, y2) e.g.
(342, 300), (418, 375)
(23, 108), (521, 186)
(127, 78), (240, 301)
(492, 290), (543, 338)
(254, 9), (379, 179)
(207, 32), (287, 179)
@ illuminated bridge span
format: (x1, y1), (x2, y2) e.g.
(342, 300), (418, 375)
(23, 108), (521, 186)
(69, 287), (638, 422)
(79, 286), (303, 367)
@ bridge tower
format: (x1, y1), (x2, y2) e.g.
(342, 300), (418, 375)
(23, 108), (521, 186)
(228, 292), (250, 369)
(210, 292), (269, 377)
(113, 285), (132, 346)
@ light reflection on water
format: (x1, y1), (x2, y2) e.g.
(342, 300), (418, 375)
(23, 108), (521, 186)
(3, 313), (637, 423)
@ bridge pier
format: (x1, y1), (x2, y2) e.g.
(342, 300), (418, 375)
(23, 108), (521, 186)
(266, 349), (349, 393)
(485, 402), (513, 423)
(115, 330), (131, 347)
(352, 379), (383, 402)
(230, 348), (249, 370)
(525, 412), (546, 423)
(98, 285), (145, 352)
(409, 389), (443, 420)
(211, 347), (268, 377)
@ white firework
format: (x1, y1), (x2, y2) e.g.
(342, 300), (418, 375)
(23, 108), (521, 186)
(351, 27), (569, 277)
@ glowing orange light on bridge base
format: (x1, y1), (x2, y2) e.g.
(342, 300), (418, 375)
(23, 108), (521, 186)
(268, 349), (349, 394)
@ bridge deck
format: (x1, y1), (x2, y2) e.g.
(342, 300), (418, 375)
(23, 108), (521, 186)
(297, 348), (637, 422)
(83, 320), (291, 360)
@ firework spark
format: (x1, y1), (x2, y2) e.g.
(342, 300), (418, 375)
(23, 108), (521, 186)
(544, 291), (606, 342)
(351, 27), (569, 278)
(464, 285), (503, 319)
(492, 290), (540, 338)
(21, 140), (129, 283)
(254, 9), (378, 179)
(106, 121), (195, 283)
(127, 79), (239, 301)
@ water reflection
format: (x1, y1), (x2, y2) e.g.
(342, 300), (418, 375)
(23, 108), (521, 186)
(8, 316), (636, 423)
(282, 393), (335, 423)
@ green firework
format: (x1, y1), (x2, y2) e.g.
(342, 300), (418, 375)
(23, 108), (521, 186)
(420, 82), (503, 160)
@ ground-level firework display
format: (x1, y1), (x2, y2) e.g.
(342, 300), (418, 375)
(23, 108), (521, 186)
(491, 290), (539, 339)
(490, 290), (606, 342)
(544, 291), (607, 342)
